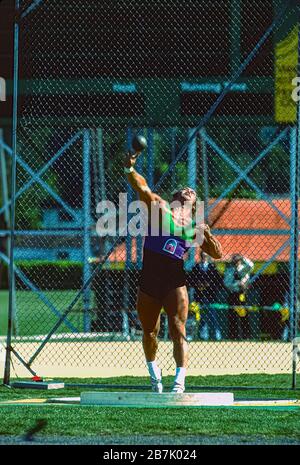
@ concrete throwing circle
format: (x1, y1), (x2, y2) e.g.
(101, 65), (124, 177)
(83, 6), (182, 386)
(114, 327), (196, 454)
(1, 393), (300, 409)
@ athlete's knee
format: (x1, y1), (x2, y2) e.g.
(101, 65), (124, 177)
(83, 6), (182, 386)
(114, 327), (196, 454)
(143, 328), (159, 341)
(168, 315), (187, 341)
(171, 313), (187, 328)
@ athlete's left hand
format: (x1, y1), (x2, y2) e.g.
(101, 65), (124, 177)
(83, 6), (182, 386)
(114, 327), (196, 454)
(203, 224), (212, 237)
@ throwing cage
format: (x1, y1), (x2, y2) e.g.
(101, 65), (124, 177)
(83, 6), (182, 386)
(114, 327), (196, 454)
(1, 0), (300, 388)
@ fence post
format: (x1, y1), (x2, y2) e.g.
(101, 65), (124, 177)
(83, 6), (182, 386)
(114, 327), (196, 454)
(291, 15), (300, 389)
(96, 128), (106, 201)
(186, 128), (197, 271)
(0, 129), (10, 227)
(0, 130), (17, 335)
(125, 127), (133, 269)
(3, 0), (20, 385)
(200, 129), (209, 223)
(135, 130), (144, 270)
(83, 129), (92, 333)
(123, 128), (133, 339)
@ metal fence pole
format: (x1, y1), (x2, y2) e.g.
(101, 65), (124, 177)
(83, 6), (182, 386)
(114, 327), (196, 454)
(96, 128), (106, 201)
(83, 129), (92, 333)
(0, 129), (10, 227)
(125, 127), (133, 269)
(186, 127), (197, 271)
(3, 0), (20, 385)
(291, 13), (300, 389)
(135, 130), (144, 270)
(200, 129), (209, 223)
(123, 128), (133, 338)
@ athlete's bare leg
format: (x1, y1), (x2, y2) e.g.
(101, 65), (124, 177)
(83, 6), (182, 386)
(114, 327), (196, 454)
(162, 286), (189, 368)
(136, 288), (162, 362)
(162, 286), (189, 392)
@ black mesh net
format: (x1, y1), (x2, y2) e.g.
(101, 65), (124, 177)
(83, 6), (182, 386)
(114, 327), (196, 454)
(1, 0), (299, 382)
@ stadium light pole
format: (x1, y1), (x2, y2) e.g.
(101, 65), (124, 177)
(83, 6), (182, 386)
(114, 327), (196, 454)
(3, 0), (20, 386)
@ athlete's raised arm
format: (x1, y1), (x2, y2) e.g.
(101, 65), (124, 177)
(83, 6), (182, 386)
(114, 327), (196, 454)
(124, 151), (165, 209)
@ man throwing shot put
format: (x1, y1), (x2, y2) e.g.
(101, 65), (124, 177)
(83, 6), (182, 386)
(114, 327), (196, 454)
(124, 146), (222, 393)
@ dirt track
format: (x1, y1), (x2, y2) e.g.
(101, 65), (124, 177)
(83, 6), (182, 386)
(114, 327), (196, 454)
(1, 340), (295, 378)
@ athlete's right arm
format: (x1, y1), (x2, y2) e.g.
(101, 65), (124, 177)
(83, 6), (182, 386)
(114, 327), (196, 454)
(124, 152), (164, 209)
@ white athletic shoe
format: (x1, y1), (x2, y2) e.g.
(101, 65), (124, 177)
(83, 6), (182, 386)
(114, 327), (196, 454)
(171, 382), (185, 394)
(150, 370), (163, 393)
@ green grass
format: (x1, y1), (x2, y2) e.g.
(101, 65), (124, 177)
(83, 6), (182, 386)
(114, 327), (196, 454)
(0, 290), (96, 336)
(0, 405), (299, 441)
(0, 375), (300, 443)
(0, 291), (8, 335)
(1, 289), (299, 444)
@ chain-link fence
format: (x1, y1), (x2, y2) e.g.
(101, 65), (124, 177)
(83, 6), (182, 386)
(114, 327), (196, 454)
(1, 0), (300, 385)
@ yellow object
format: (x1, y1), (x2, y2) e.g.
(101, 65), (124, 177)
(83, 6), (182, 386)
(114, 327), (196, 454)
(189, 301), (201, 321)
(275, 25), (298, 123)
(239, 293), (246, 303)
(235, 306), (247, 318)
(0, 399), (48, 405)
(254, 262), (278, 275)
(280, 307), (290, 323)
